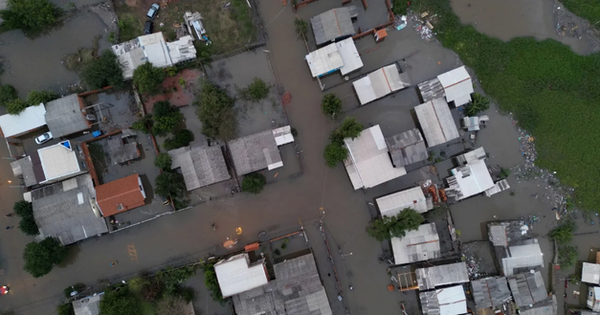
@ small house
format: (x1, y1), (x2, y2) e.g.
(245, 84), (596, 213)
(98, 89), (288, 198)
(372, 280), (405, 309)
(391, 223), (440, 265)
(419, 285), (467, 315)
(95, 174), (146, 217)
(588, 286), (600, 312)
(310, 6), (357, 46)
(214, 253), (269, 298)
(352, 64), (410, 105)
(414, 98), (460, 147)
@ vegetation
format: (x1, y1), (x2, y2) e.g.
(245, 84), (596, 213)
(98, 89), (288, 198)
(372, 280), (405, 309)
(26, 90), (58, 105)
(117, 14), (142, 42)
(203, 263), (224, 303)
(323, 117), (363, 167)
(133, 62), (166, 94)
(99, 287), (142, 315)
(230, 0), (256, 44)
(155, 171), (186, 200)
(561, 0), (600, 28)
(164, 129), (194, 151)
(6, 98), (28, 114)
(0, 84), (18, 107)
(154, 153), (172, 170)
(335, 117), (363, 140)
(156, 265), (197, 296)
(242, 173), (267, 194)
(558, 245), (578, 270)
(0, 0), (60, 32)
(465, 93), (491, 116)
(23, 237), (68, 277)
(321, 93), (342, 118)
(81, 50), (124, 90)
(132, 114), (154, 134)
(152, 101), (183, 136)
(367, 208), (424, 241)
(549, 220), (577, 244)
(196, 79), (236, 140)
(410, 0), (600, 211)
(57, 303), (75, 315)
(392, 0), (409, 15)
(239, 78), (270, 102)
(499, 167), (511, 179)
(156, 295), (188, 315)
(14, 200), (39, 236)
(294, 18), (308, 39)
(323, 142), (348, 168)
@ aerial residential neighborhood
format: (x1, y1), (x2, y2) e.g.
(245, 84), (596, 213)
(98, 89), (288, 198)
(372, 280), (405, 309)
(0, 0), (599, 314)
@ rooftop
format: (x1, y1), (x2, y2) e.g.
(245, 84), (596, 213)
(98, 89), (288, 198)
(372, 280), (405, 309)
(437, 66), (474, 107)
(352, 64), (411, 105)
(96, 174), (146, 217)
(310, 6), (357, 46)
(501, 240), (544, 276)
(305, 42), (344, 78)
(11, 156), (40, 187)
(385, 128), (428, 167)
(168, 144), (230, 191)
(0, 104), (47, 138)
(272, 125), (295, 146)
(414, 98), (460, 147)
(376, 186), (433, 217)
(507, 270), (548, 307)
(336, 37), (363, 75)
(445, 148), (494, 200)
(214, 253), (269, 298)
(391, 222), (441, 265)
(30, 174), (108, 245)
(416, 262), (469, 291)
(518, 295), (557, 315)
(488, 221), (531, 247)
(471, 276), (512, 309)
(229, 129), (282, 176)
(343, 125), (406, 190)
(582, 263), (600, 285)
(106, 131), (141, 165)
(38, 141), (83, 182)
(419, 285), (467, 315)
(45, 94), (90, 138)
(418, 78), (445, 103)
(73, 293), (104, 315)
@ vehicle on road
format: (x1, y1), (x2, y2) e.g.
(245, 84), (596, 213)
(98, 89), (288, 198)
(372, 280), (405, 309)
(146, 3), (160, 20)
(34, 131), (53, 145)
(1, 285), (9, 295)
(144, 21), (153, 34)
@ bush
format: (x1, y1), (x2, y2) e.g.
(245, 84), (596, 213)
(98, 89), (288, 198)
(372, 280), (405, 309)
(549, 220), (576, 245)
(294, 18), (307, 38)
(23, 237), (68, 277)
(197, 79), (236, 140)
(163, 129), (194, 151)
(127, 276), (150, 294)
(0, 0), (59, 32)
(499, 167), (511, 179)
(57, 303), (75, 315)
(99, 288), (142, 315)
(81, 50), (124, 89)
(155, 171), (186, 199)
(321, 93), (342, 118)
(26, 90), (58, 105)
(337, 117), (363, 139)
(0, 84), (18, 107)
(367, 208), (424, 241)
(203, 264), (224, 302)
(131, 115), (153, 134)
(156, 295), (187, 315)
(6, 98), (28, 114)
(239, 78), (270, 102)
(242, 173), (267, 194)
(154, 153), (173, 170)
(14, 200), (39, 236)
(142, 280), (163, 302)
(558, 245), (578, 270)
(152, 101), (183, 136)
(133, 62), (166, 94)
(323, 143), (348, 168)
(465, 93), (491, 116)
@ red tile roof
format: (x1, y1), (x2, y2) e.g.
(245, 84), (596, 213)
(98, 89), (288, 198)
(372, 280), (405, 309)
(96, 174), (145, 217)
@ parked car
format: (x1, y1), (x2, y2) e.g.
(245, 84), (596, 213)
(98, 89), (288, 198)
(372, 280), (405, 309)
(1, 286), (9, 295)
(144, 21), (153, 34)
(34, 131), (53, 145)
(146, 3), (160, 20)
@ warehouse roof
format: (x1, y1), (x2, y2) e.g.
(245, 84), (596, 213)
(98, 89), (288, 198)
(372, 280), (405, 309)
(415, 98), (460, 147)
(352, 64), (411, 105)
(507, 271), (548, 307)
(391, 223), (440, 265)
(214, 253), (269, 298)
(169, 144), (230, 191)
(501, 240), (544, 276)
(310, 6), (357, 45)
(471, 277), (512, 309)
(45, 94), (90, 137)
(385, 128), (428, 167)
(0, 105), (47, 138)
(418, 78), (445, 103)
(420, 285), (467, 315)
(437, 66), (474, 107)
(229, 130), (282, 175)
(376, 186), (433, 217)
(416, 262), (469, 291)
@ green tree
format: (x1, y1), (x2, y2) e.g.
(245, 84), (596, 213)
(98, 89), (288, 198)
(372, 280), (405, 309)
(242, 173), (267, 194)
(57, 303), (75, 315)
(26, 90), (58, 105)
(0, 0), (59, 32)
(388, 208), (424, 238)
(14, 200), (33, 217)
(197, 79), (236, 140)
(14, 200), (39, 236)
(163, 129), (194, 151)
(152, 101), (183, 136)
(0, 84), (18, 107)
(23, 238), (68, 277)
(156, 295), (187, 315)
(131, 114), (153, 134)
(465, 93), (491, 116)
(558, 245), (578, 270)
(549, 220), (576, 245)
(294, 18), (308, 39)
(367, 216), (393, 241)
(337, 117), (363, 139)
(133, 62), (166, 94)
(239, 78), (270, 102)
(99, 288), (142, 315)
(323, 143), (348, 168)
(6, 98), (28, 114)
(81, 50), (124, 89)
(154, 153), (172, 170)
(203, 264), (224, 302)
(321, 93), (342, 118)
(127, 276), (150, 294)
(155, 171), (186, 199)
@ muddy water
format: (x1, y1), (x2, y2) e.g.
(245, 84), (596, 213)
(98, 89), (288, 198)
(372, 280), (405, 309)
(0, 11), (110, 97)
(451, 0), (592, 54)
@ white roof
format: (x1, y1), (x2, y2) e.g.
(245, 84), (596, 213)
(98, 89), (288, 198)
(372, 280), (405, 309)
(376, 186), (432, 217)
(582, 263), (600, 284)
(449, 160), (494, 200)
(437, 285), (468, 315)
(38, 141), (81, 182)
(502, 242), (544, 276)
(166, 35), (197, 64)
(336, 37), (363, 75)
(415, 98), (460, 147)
(352, 64), (408, 105)
(214, 253), (269, 297)
(437, 66), (474, 106)
(272, 125), (295, 146)
(139, 32), (171, 68)
(305, 43), (344, 77)
(391, 223), (440, 265)
(0, 104), (47, 138)
(343, 125), (406, 190)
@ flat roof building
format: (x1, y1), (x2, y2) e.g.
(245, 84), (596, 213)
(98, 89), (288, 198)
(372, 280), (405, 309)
(471, 277), (512, 309)
(95, 174), (146, 217)
(45, 94), (90, 138)
(582, 263), (600, 285)
(214, 253), (269, 298)
(391, 222), (440, 265)
(229, 129), (289, 176)
(352, 64), (410, 105)
(310, 6), (357, 46)
(445, 147), (494, 201)
(419, 285), (467, 315)
(385, 128), (428, 167)
(0, 104), (47, 138)
(437, 66), (474, 107)
(305, 38), (363, 77)
(415, 98), (460, 147)
(376, 186), (433, 217)
(168, 144), (230, 191)
(416, 262), (469, 291)
(343, 125), (406, 190)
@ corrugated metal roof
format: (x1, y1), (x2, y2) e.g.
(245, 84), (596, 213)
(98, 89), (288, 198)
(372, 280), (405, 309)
(391, 223), (440, 265)
(169, 144), (230, 191)
(471, 277), (512, 309)
(418, 78), (445, 103)
(376, 186), (432, 217)
(343, 125), (406, 190)
(229, 130), (282, 176)
(45, 94), (89, 138)
(336, 37), (363, 75)
(385, 128), (428, 167)
(215, 253), (269, 298)
(0, 105), (47, 138)
(582, 263), (600, 284)
(420, 285), (467, 315)
(415, 98), (459, 147)
(272, 125), (295, 146)
(437, 66), (474, 107)
(487, 221), (531, 247)
(507, 271), (547, 307)
(305, 43), (344, 77)
(502, 241), (544, 276)
(310, 6), (356, 45)
(352, 64), (411, 105)
(416, 262), (469, 291)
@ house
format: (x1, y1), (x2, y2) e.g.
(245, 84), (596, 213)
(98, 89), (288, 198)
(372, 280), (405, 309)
(588, 287), (600, 312)
(73, 293), (104, 315)
(416, 262), (469, 291)
(376, 186), (433, 217)
(26, 174), (108, 245)
(463, 115), (489, 131)
(343, 125), (406, 190)
(391, 222), (440, 265)
(352, 64), (411, 105)
(507, 270), (548, 308)
(418, 66), (474, 107)
(228, 127), (295, 176)
(414, 98), (460, 147)
(45, 94), (91, 138)
(583, 263), (600, 285)
(105, 130), (141, 165)
(487, 220), (532, 247)
(95, 174), (146, 217)
(419, 285), (467, 315)
(310, 6), (357, 46)
(305, 37), (362, 77)
(518, 295), (558, 315)
(445, 147), (495, 201)
(385, 128), (428, 167)
(111, 32), (196, 79)
(0, 104), (47, 138)
(11, 140), (86, 187)
(471, 277), (512, 309)
(232, 253), (333, 315)
(168, 144), (230, 191)
(500, 240), (544, 276)
(214, 253), (269, 298)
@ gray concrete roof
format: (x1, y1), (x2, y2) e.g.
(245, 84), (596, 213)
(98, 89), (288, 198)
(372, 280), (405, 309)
(31, 174), (108, 245)
(45, 94), (90, 137)
(106, 132), (140, 164)
(310, 6), (357, 46)
(385, 128), (428, 167)
(73, 293), (104, 315)
(507, 271), (547, 307)
(471, 277), (512, 309)
(418, 78), (444, 103)
(11, 156), (40, 187)
(228, 130), (281, 176)
(169, 144), (230, 191)
(416, 262), (469, 291)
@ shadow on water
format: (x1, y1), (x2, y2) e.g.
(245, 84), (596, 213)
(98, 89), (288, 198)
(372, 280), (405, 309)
(58, 244), (81, 268)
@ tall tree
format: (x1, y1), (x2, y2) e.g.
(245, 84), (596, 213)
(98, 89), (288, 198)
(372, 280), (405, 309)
(0, 0), (59, 32)
(196, 79), (236, 140)
(154, 153), (173, 170)
(155, 171), (186, 199)
(241, 173), (267, 194)
(23, 238), (68, 277)
(81, 50), (124, 89)
(133, 62), (166, 94)
(99, 288), (142, 315)
(151, 101), (183, 135)
(321, 93), (342, 118)
(337, 117), (363, 139)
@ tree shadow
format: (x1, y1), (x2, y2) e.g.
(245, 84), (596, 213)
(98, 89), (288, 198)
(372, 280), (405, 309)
(57, 244), (81, 268)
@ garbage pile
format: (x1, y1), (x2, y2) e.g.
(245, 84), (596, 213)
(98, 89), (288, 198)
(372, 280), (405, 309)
(409, 12), (436, 42)
(462, 252), (481, 279)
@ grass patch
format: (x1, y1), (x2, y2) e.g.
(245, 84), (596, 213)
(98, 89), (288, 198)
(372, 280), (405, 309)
(560, 0), (600, 27)
(410, 0), (600, 211)
(118, 13), (142, 42)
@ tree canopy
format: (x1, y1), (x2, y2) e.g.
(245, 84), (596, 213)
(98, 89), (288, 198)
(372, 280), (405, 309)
(0, 0), (59, 32)
(133, 62), (166, 94)
(238, 78), (270, 102)
(99, 288), (142, 315)
(156, 295), (187, 315)
(323, 142), (348, 168)
(81, 50), (124, 90)
(14, 200), (39, 236)
(154, 153), (173, 170)
(549, 220), (576, 245)
(337, 117), (363, 139)
(163, 129), (193, 151)
(242, 173), (267, 194)
(0, 84), (18, 107)
(23, 238), (68, 277)
(155, 171), (186, 199)
(294, 18), (308, 38)
(203, 264), (224, 302)
(321, 93), (342, 118)
(152, 101), (183, 136)
(26, 90), (58, 105)
(6, 98), (28, 115)
(367, 208), (424, 241)
(197, 79), (236, 140)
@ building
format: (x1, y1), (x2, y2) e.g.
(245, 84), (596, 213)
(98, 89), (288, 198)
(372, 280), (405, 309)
(343, 125), (406, 190)
(507, 270), (548, 307)
(445, 147), (495, 201)
(471, 277), (512, 309)
(27, 174), (108, 245)
(391, 222), (440, 265)
(310, 6), (357, 46)
(589, 287), (600, 312)
(463, 115), (489, 131)
(228, 127), (294, 176)
(385, 128), (428, 167)
(0, 104), (47, 138)
(583, 263), (600, 285)
(305, 37), (362, 77)
(73, 293), (104, 315)
(352, 64), (411, 105)
(95, 174), (146, 217)
(168, 144), (230, 191)
(500, 240), (544, 276)
(416, 262), (469, 291)
(112, 32), (196, 79)
(105, 130), (140, 165)
(376, 186), (433, 217)
(418, 66), (474, 107)
(45, 94), (91, 138)
(232, 253), (333, 315)
(214, 253), (269, 298)
(414, 98), (460, 147)
(488, 220), (532, 247)
(484, 179), (510, 197)
(419, 285), (467, 315)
